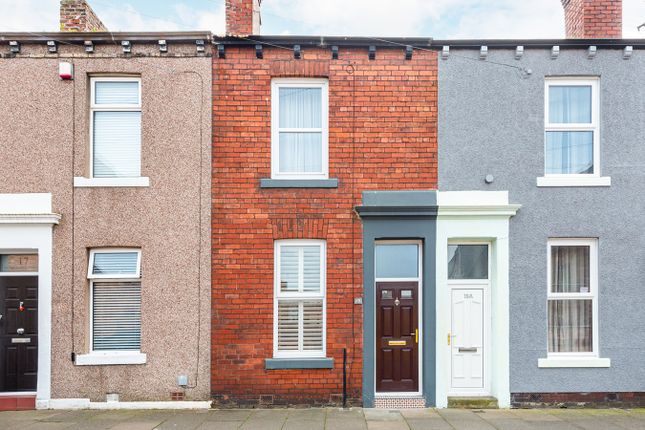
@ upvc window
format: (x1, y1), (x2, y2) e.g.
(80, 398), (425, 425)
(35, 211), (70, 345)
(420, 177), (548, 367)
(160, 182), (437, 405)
(90, 77), (142, 178)
(87, 249), (142, 352)
(271, 79), (329, 180)
(539, 78), (609, 186)
(273, 240), (326, 358)
(546, 239), (597, 356)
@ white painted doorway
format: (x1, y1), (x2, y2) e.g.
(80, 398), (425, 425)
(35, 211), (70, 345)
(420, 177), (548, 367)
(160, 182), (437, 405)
(447, 243), (491, 396)
(451, 288), (484, 389)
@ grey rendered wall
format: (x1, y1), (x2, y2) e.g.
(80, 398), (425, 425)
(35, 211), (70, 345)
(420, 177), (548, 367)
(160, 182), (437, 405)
(439, 48), (645, 393)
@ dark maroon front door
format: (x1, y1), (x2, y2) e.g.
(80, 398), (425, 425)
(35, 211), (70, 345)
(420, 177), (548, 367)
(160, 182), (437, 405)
(0, 276), (38, 392)
(376, 282), (419, 392)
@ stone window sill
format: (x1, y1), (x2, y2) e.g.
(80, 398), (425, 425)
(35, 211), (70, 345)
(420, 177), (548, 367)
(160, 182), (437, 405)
(265, 357), (334, 370)
(536, 176), (611, 187)
(74, 177), (150, 188)
(75, 352), (147, 366)
(538, 357), (610, 368)
(260, 179), (338, 188)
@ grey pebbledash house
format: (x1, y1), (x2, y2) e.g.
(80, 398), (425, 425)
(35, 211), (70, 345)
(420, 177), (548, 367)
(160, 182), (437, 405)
(439, 0), (645, 407)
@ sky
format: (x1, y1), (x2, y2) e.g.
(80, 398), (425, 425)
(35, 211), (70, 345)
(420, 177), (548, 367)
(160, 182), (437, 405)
(1, 0), (645, 39)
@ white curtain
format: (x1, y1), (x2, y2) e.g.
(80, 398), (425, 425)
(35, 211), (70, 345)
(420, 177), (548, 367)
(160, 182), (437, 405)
(546, 85), (593, 175)
(278, 87), (322, 173)
(548, 246), (592, 353)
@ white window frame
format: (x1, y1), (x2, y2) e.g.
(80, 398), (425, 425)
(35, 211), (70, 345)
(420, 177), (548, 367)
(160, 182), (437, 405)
(545, 238), (598, 358)
(273, 239), (326, 358)
(88, 76), (143, 180)
(538, 78), (610, 187)
(271, 78), (329, 180)
(78, 248), (145, 364)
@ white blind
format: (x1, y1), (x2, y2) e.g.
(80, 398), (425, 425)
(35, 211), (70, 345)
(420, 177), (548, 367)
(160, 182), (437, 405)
(92, 281), (141, 351)
(95, 81), (140, 105)
(277, 301), (299, 351)
(302, 300), (323, 351)
(93, 111), (141, 178)
(92, 252), (139, 276)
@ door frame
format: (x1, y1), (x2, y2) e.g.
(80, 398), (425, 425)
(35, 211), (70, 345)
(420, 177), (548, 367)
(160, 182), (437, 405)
(374, 239), (423, 397)
(447, 241), (492, 397)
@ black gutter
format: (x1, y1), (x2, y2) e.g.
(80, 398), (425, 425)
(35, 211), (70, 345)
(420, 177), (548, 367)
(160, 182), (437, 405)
(0, 31), (212, 44)
(213, 35), (645, 49)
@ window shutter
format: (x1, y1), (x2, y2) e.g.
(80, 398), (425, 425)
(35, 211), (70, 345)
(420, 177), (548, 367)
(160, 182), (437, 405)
(92, 252), (139, 276)
(93, 111), (142, 178)
(93, 281), (141, 351)
(277, 301), (299, 351)
(302, 246), (321, 292)
(302, 300), (323, 351)
(279, 247), (299, 292)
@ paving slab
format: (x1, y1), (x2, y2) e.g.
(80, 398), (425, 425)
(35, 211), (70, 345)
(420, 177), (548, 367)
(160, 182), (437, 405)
(282, 408), (326, 430)
(205, 410), (252, 422)
(436, 409), (497, 430)
(238, 409), (289, 430)
(325, 408), (367, 430)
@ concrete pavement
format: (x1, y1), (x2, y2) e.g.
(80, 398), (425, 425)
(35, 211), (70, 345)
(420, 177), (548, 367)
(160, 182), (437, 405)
(2, 407), (645, 429)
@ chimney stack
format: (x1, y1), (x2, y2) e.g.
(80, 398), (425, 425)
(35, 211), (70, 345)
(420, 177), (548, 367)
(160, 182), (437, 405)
(60, 0), (107, 32)
(225, 0), (261, 36)
(561, 0), (622, 38)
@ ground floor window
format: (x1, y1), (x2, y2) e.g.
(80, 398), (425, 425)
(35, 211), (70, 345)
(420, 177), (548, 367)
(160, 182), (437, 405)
(88, 249), (142, 352)
(547, 238), (597, 355)
(273, 240), (326, 358)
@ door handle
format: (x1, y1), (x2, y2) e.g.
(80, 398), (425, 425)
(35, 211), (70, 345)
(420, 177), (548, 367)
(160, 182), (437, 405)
(17, 328), (25, 335)
(415, 328), (418, 344)
(458, 347), (477, 353)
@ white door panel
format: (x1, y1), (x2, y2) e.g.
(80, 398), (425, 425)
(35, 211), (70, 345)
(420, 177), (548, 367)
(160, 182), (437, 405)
(451, 288), (484, 389)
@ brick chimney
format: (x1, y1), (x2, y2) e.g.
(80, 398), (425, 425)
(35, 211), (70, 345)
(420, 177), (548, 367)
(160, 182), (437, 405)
(60, 0), (107, 32)
(225, 0), (261, 36)
(561, 0), (622, 38)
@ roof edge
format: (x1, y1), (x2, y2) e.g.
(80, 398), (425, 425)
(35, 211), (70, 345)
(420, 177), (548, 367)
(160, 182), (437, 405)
(0, 31), (213, 44)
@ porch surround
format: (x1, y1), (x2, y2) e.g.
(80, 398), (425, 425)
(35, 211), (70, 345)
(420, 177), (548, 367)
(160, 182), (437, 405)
(356, 190), (438, 408)
(0, 193), (61, 409)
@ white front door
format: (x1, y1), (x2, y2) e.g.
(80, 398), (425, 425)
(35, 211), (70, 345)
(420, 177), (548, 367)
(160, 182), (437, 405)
(451, 288), (484, 389)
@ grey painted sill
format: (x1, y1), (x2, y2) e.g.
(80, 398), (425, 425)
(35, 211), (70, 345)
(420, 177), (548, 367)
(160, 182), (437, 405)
(265, 358), (334, 370)
(260, 178), (338, 188)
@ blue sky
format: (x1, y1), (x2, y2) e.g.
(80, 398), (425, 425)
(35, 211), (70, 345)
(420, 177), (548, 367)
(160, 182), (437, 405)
(2, 0), (645, 38)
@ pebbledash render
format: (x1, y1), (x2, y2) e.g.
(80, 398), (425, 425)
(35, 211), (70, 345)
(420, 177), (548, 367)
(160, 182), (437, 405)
(0, 1), (211, 409)
(439, 0), (645, 408)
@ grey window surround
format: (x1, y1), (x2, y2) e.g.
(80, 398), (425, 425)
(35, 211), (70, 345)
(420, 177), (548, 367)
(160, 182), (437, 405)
(265, 357), (334, 370)
(260, 178), (338, 188)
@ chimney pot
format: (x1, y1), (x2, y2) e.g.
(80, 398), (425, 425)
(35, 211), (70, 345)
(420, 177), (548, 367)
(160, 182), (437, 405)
(561, 0), (621, 38)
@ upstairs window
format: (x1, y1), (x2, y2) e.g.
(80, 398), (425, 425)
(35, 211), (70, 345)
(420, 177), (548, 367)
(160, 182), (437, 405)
(90, 77), (142, 178)
(544, 78), (599, 176)
(271, 79), (329, 180)
(88, 249), (142, 352)
(274, 240), (326, 358)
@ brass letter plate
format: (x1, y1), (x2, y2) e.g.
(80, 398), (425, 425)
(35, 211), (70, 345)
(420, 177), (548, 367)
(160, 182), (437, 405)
(11, 338), (31, 344)
(388, 340), (406, 346)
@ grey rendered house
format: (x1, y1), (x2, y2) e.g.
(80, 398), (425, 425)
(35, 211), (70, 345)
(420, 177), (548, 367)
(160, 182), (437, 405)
(439, 0), (645, 406)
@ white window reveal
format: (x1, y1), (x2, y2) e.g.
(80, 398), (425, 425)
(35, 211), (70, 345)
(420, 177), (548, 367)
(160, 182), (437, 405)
(76, 249), (146, 366)
(271, 79), (329, 180)
(274, 240), (326, 358)
(539, 239), (609, 368)
(75, 77), (149, 188)
(539, 78), (609, 187)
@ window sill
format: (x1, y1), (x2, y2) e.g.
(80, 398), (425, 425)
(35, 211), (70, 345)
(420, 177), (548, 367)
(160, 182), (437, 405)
(74, 177), (150, 188)
(536, 176), (611, 187)
(538, 357), (610, 368)
(265, 357), (334, 370)
(75, 352), (147, 366)
(260, 178), (338, 188)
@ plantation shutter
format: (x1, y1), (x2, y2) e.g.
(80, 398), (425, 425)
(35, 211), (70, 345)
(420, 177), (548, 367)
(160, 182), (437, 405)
(276, 242), (325, 356)
(92, 281), (141, 351)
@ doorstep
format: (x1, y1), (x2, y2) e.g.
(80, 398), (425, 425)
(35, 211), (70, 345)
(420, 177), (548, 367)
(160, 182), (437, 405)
(374, 396), (426, 409)
(448, 396), (499, 409)
(0, 393), (36, 411)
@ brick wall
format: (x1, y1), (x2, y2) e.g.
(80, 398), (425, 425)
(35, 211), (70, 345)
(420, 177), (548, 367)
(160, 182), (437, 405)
(225, 0), (261, 36)
(212, 45), (437, 406)
(561, 0), (622, 38)
(60, 0), (107, 32)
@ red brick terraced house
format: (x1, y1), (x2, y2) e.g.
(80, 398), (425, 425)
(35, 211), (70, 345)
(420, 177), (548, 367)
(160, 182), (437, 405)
(212, 0), (438, 408)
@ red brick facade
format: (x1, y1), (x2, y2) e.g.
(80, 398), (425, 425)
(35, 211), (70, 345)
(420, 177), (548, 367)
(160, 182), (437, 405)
(561, 0), (622, 38)
(59, 0), (107, 32)
(212, 45), (437, 406)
